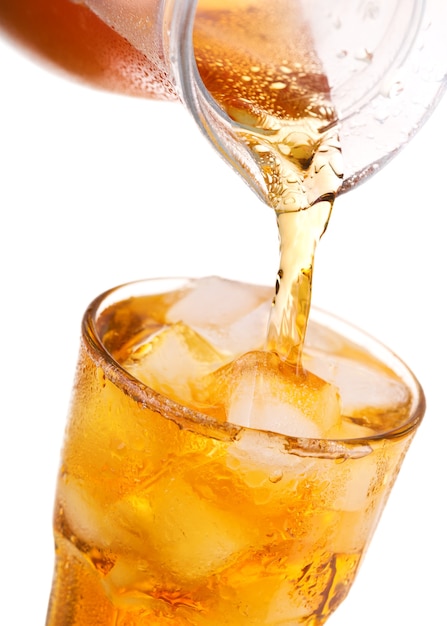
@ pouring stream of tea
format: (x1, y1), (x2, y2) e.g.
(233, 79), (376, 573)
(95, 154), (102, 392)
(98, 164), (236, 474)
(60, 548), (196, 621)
(193, 2), (343, 368)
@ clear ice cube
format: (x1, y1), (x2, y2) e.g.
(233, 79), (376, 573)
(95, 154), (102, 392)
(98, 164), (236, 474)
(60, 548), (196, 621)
(166, 276), (272, 356)
(303, 350), (410, 417)
(125, 322), (226, 404)
(107, 476), (255, 584)
(206, 351), (341, 439)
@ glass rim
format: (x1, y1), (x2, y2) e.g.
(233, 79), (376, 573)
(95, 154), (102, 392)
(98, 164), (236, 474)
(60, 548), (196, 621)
(82, 277), (426, 460)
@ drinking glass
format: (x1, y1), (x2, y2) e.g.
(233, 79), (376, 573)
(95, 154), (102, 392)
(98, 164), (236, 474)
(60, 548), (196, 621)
(46, 277), (425, 626)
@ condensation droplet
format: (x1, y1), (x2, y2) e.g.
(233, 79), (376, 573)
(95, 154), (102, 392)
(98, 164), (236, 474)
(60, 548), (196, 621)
(388, 81), (404, 98)
(269, 469), (283, 483)
(354, 48), (373, 63)
(270, 82), (287, 90)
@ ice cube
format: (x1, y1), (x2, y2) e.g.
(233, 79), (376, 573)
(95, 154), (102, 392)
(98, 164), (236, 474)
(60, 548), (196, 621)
(303, 350), (410, 422)
(228, 374), (322, 438)
(106, 476), (255, 585)
(206, 352), (341, 439)
(166, 276), (272, 355)
(125, 322), (226, 404)
(338, 456), (379, 512)
(225, 428), (309, 496)
(58, 477), (112, 549)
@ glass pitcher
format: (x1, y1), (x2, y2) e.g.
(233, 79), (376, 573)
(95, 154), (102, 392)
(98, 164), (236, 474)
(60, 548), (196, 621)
(1, 0), (446, 195)
(167, 0), (447, 195)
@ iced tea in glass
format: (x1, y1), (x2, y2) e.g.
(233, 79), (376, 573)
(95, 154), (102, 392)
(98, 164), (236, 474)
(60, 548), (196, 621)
(46, 277), (424, 626)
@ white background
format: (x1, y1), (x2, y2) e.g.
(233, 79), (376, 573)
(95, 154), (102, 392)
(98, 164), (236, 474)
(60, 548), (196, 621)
(1, 31), (446, 625)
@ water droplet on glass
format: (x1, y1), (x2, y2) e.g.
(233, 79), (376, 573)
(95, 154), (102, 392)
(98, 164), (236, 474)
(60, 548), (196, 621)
(354, 48), (373, 63)
(381, 72), (405, 99)
(337, 49), (348, 59)
(269, 469), (283, 484)
(270, 82), (287, 90)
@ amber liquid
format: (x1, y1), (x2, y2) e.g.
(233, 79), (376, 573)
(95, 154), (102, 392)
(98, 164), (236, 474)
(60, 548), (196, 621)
(193, 2), (343, 365)
(46, 281), (415, 626)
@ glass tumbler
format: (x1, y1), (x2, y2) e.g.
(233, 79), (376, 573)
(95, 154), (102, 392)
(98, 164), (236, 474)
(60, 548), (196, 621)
(46, 277), (425, 626)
